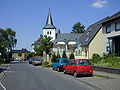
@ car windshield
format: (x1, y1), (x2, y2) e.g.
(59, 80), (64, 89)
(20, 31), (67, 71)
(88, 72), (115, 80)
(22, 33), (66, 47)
(78, 60), (90, 65)
(61, 59), (68, 63)
(34, 59), (41, 61)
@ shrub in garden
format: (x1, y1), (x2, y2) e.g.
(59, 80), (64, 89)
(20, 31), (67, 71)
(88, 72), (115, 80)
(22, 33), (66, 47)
(62, 50), (67, 58)
(51, 53), (57, 62)
(69, 53), (75, 59)
(92, 53), (101, 64)
(42, 61), (49, 67)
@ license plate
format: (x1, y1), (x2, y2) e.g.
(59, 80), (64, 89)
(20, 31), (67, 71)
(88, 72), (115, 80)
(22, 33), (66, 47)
(82, 72), (88, 73)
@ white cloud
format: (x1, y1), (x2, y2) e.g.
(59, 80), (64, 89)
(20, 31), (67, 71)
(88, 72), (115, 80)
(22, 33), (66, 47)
(91, 0), (108, 8)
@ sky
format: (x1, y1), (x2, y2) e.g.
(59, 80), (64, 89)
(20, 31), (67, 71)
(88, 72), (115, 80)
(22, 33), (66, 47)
(0, 0), (120, 51)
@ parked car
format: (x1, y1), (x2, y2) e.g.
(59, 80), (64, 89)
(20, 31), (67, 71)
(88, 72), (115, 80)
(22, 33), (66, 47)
(63, 59), (93, 77)
(29, 58), (34, 64)
(52, 58), (69, 72)
(32, 59), (43, 66)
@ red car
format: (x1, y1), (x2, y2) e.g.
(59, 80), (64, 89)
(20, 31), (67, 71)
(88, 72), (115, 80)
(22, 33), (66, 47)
(63, 59), (93, 77)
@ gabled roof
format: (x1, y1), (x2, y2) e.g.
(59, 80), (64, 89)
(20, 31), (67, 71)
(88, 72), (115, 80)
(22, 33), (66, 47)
(80, 17), (109, 46)
(80, 11), (120, 46)
(32, 35), (43, 46)
(12, 48), (29, 53)
(54, 33), (82, 44)
(103, 11), (120, 23)
(43, 9), (56, 29)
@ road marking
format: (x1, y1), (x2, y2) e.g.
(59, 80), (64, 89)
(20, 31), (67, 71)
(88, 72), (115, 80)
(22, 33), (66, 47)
(0, 82), (6, 90)
(0, 72), (7, 90)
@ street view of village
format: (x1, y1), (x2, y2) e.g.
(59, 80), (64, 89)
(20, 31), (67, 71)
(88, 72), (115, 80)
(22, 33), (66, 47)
(0, 0), (120, 90)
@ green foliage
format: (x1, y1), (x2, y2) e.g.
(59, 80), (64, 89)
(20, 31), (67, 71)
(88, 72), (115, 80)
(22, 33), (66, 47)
(71, 22), (85, 33)
(0, 28), (17, 63)
(93, 53), (120, 68)
(42, 61), (51, 67)
(62, 50), (67, 58)
(33, 35), (53, 56)
(34, 46), (43, 56)
(51, 53), (57, 62)
(57, 53), (61, 58)
(91, 53), (101, 64)
(18, 52), (22, 57)
(69, 53), (75, 59)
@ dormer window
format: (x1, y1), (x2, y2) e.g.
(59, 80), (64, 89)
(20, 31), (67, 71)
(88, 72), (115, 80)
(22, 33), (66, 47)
(85, 38), (89, 42)
(87, 32), (89, 35)
(88, 28), (93, 32)
(106, 24), (111, 33)
(115, 21), (120, 31)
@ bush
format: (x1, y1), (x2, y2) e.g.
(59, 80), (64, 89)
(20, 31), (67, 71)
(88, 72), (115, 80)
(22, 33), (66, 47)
(42, 61), (49, 67)
(62, 50), (67, 58)
(51, 53), (57, 62)
(69, 53), (75, 59)
(91, 53), (101, 64)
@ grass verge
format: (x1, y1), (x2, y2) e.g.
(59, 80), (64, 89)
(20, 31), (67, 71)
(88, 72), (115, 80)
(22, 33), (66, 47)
(93, 73), (113, 79)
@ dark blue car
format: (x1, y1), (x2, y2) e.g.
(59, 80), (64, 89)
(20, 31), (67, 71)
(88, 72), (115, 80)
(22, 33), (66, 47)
(52, 58), (69, 72)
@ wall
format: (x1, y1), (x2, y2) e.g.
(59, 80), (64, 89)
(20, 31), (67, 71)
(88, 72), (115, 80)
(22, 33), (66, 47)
(89, 27), (104, 59)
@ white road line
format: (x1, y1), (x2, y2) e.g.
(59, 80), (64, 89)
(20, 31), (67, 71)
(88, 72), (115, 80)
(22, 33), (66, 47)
(0, 72), (7, 90)
(0, 82), (6, 90)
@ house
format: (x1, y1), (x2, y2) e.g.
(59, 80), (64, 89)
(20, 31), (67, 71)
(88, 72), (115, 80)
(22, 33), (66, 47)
(102, 11), (120, 56)
(75, 11), (120, 59)
(12, 48), (29, 60)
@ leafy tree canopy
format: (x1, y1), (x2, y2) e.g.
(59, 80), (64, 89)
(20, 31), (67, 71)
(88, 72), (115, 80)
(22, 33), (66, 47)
(71, 22), (85, 33)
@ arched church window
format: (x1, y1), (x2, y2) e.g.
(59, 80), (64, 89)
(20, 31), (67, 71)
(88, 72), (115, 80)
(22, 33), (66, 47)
(47, 31), (49, 35)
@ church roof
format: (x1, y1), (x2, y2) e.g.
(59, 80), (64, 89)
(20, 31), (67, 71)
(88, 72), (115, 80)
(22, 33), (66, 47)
(43, 9), (56, 29)
(54, 33), (82, 44)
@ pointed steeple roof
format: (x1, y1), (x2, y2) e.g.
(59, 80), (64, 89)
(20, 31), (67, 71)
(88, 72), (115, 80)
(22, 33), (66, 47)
(43, 9), (56, 29)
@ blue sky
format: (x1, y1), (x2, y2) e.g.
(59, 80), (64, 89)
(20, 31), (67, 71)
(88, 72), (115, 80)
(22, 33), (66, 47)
(0, 0), (120, 51)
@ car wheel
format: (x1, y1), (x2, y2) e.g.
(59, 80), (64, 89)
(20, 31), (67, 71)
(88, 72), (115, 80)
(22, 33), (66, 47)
(73, 71), (78, 77)
(57, 67), (61, 72)
(52, 68), (55, 70)
(64, 69), (67, 74)
(88, 73), (93, 77)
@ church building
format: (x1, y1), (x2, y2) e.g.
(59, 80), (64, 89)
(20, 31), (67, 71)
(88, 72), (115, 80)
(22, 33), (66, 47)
(32, 9), (82, 57)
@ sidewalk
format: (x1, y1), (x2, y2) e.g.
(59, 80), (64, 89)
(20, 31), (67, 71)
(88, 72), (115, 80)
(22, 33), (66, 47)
(77, 70), (120, 90)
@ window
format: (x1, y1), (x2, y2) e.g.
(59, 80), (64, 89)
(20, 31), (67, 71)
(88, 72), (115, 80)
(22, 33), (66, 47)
(85, 38), (89, 42)
(115, 21), (120, 31)
(78, 60), (90, 65)
(47, 31), (49, 34)
(88, 28), (93, 32)
(50, 31), (51, 35)
(106, 24), (111, 33)
(87, 32), (89, 35)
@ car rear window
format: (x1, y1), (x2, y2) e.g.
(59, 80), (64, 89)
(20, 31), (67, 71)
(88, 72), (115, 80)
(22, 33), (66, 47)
(61, 60), (68, 63)
(35, 59), (41, 61)
(78, 60), (90, 65)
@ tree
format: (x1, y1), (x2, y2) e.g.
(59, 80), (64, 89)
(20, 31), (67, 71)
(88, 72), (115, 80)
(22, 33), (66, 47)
(41, 35), (53, 54)
(33, 35), (53, 61)
(71, 22), (85, 33)
(69, 53), (75, 59)
(0, 28), (17, 63)
(51, 53), (57, 62)
(57, 53), (61, 58)
(62, 50), (67, 58)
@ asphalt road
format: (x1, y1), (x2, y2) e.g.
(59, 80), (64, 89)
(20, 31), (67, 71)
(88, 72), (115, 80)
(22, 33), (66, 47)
(2, 62), (95, 90)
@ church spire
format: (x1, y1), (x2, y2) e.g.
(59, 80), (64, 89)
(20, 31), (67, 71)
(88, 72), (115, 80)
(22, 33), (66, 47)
(43, 8), (56, 29)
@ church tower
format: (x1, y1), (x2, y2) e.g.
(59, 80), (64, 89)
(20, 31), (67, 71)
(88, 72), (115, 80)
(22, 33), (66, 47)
(43, 9), (56, 40)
